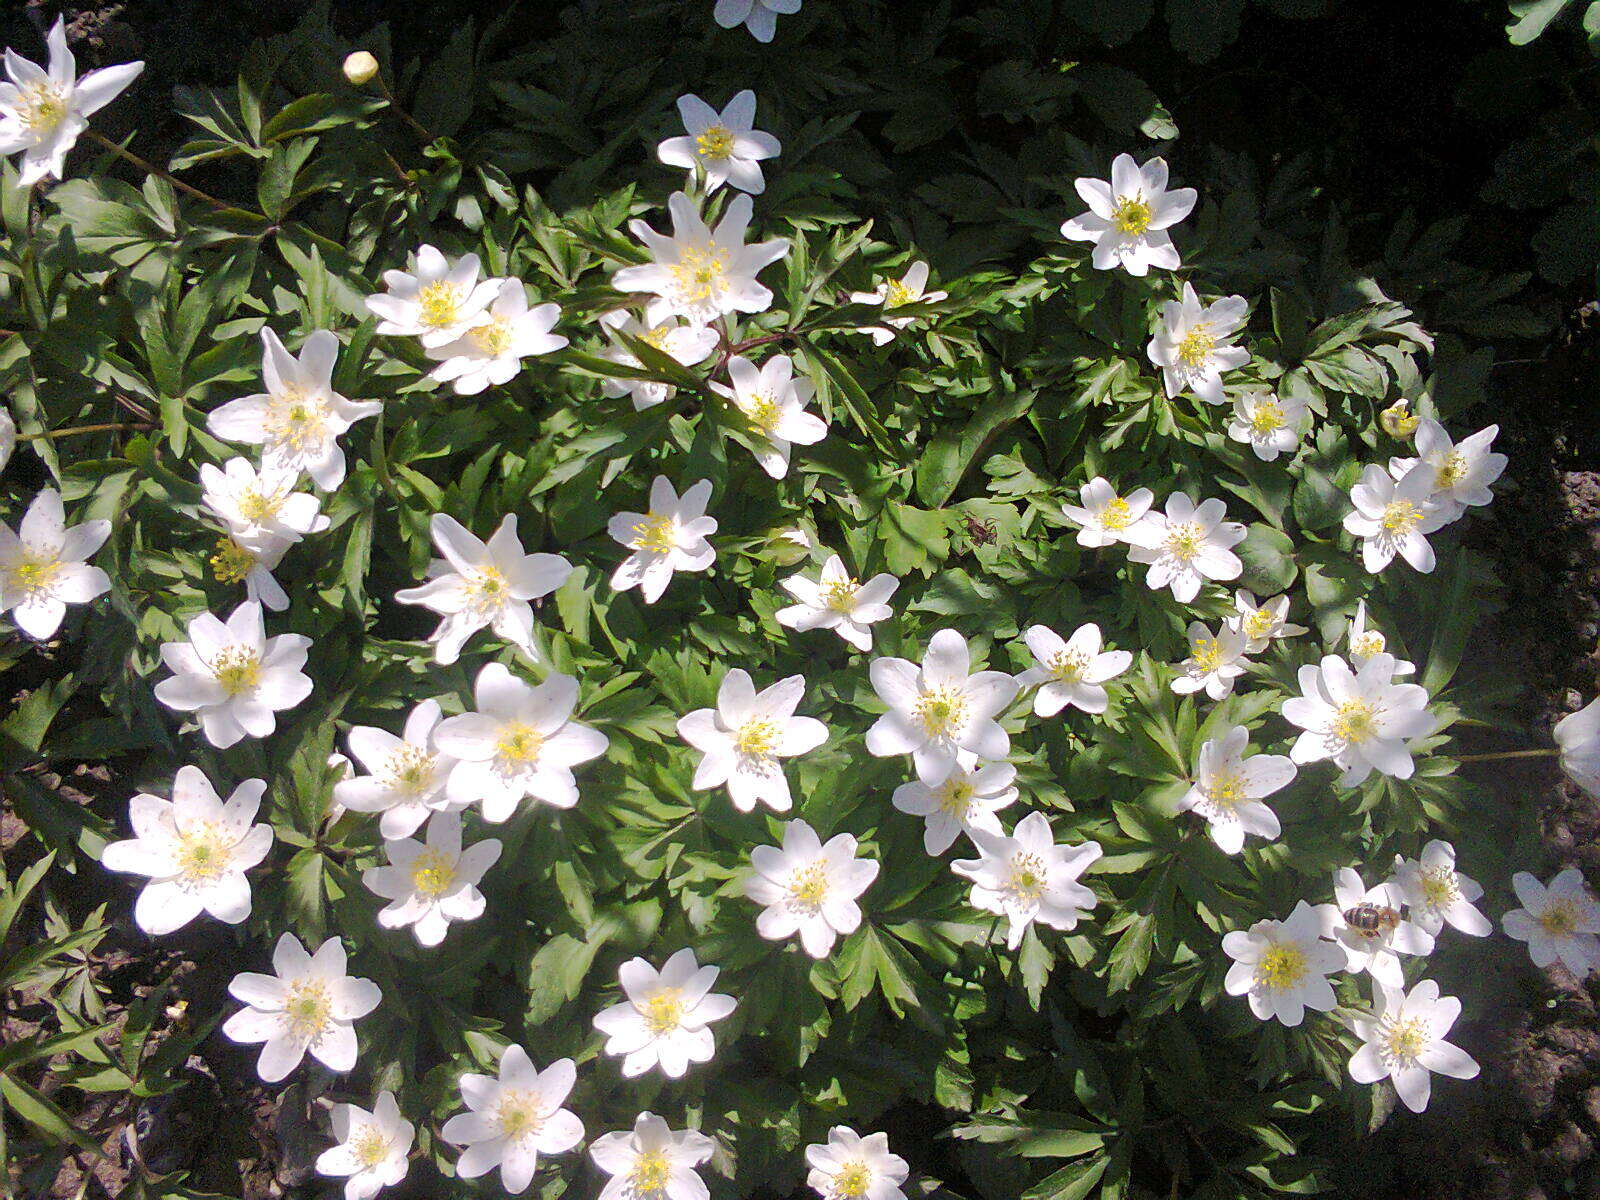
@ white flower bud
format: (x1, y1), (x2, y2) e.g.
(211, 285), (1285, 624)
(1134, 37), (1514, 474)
(342, 51), (379, 86)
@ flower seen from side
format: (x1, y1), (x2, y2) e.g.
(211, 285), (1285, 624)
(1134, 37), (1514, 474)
(1170, 619), (1250, 701)
(848, 261), (948, 346)
(1227, 589), (1307, 654)
(1554, 696), (1600, 801)
(1387, 840), (1490, 937)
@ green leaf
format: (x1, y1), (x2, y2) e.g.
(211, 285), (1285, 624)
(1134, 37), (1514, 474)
(1235, 523), (1299, 592)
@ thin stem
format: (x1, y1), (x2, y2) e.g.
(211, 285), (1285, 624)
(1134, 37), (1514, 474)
(20, 422), (153, 440)
(1456, 748), (1559, 762)
(87, 131), (236, 212)
(373, 74), (436, 145)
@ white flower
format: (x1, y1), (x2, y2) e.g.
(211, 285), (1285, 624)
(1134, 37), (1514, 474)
(709, 354), (827, 478)
(440, 1047), (584, 1196)
(612, 192), (788, 327)
(1227, 590), (1307, 654)
(892, 754), (1017, 855)
(363, 245), (500, 350)
(0, 18), (142, 186)
(0, 405), (14, 473)
(1124, 492), (1245, 604)
(1016, 623), (1131, 717)
(1349, 980), (1479, 1113)
(1176, 724), (1293, 854)
(334, 700), (462, 839)
(1389, 419), (1506, 520)
(746, 819), (878, 958)
(393, 513), (572, 665)
(1388, 840), (1490, 937)
(433, 663), (608, 823)
(592, 948), (736, 1078)
(658, 90), (780, 195)
(951, 811), (1100, 950)
(607, 476), (717, 604)
(676, 669), (828, 813)
(1343, 599), (1415, 675)
(1059, 477), (1154, 548)
(1342, 462), (1451, 575)
(1325, 866), (1435, 987)
(1060, 153), (1196, 276)
(866, 628), (1019, 785)
(775, 554), (898, 651)
(590, 1113), (715, 1200)
(712, 0), (801, 42)
(848, 261), (948, 346)
(1226, 389), (1307, 461)
(199, 458), (329, 614)
(1221, 901), (1343, 1026)
(208, 534), (295, 612)
(315, 1091), (414, 1200)
(153, 601), (312, 749)
(804, 1127), (909, 1200)
(100, 766), (272, 935)
(1502, 868), (1600, 976)
(221, 933), (381, 1083)
(0, 487), (110, 639)
(599, 311), (720, 411)
(362, 812), (500, 947)
(423, 280), (567, 395)
(1554, 696), (1600, 800)
(1170, 620), (1250, 701)
(1147, 283), (1249, 404)
(207, 329), (381, 490)
(1281, 652), (1435, 786)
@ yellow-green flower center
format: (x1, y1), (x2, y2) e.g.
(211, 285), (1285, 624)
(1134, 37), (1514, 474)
(264, 389), (330, 454)
(9, 552), (62, 596)
(913, 686), (969, 738)
(1380, 500), (1421, 535)
(1164, 521), (1204, 562)
(409, 848), (457, 899)
(467, 316), (515, 357)
(642, 988), (685, 1035)
(788, 861), (831, 910)
(1098, 496), (1133, 530)
(670, 245), (731, 306)
(21, 82), (67, 132)
(1255, 942), (1306, 990)
(495, 723), (544, 768)
(885, 278), (916, 307)
(494, 1092), (545, 1143)
(236, 485), (284, 525)
(283, 978), (332, 1040)
(175, 824), (232, 883)
(1204, 770), (1246, 811)
(1176, 324), (1216, 367)
(1243, 608), (1277, 640)
(820, 576), (859, 612)
(1247, 399), (1285, 435)
(831, 1161), (873, 1199)
(631, 1150), (672, 1192)
(695, 124), (736, 159)
(1538, 900), (1578, 936)
(417, 281), (463, 329)
(1381, 1015), (1429, 1065)
(1351, 630), (1387, 658)
(733, 718), (780, 757)
(350, 1126), (391, 1169)
(1006, 851), (1047, 903)
(1049, 648), (1089, 683)
(631, 514), (678, 554)
(938, 778), (975, 818)
(1332, 699), (1378, 744)
(1111, 193), (1153, 235)
(209, 538), (257, 585)
(211, 646), (262, 697)
(1435, 451), (1468, 489)
(383, 743), (436, 794)
(1190, 636), (1225, 674)
(741, 391), (782, 435)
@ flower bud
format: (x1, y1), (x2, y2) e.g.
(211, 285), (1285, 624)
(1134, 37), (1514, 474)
(765, 527), (813, 567)
(0, 406), (14, 475)
(342, 51), (379, 86)
(1380, 399), (1419, 440)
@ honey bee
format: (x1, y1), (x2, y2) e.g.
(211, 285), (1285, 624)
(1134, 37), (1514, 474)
(1342, 903), (1402, 939)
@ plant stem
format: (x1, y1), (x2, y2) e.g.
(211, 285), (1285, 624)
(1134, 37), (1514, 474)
(1456, 748), (1559, 762)
(20, 422), (153, 440)
(373, 75), (436, 145)
(87, 131), (236, 212)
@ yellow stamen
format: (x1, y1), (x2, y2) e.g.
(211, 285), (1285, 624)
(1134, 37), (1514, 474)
(1098, 496), (1133, 530)
(820, 577), (858, 612)
(642, 989), (684, 1034)
(350, 1126), (391, 1169)
(885, 278), (916, 307)
(938, 778), (975, 818)
(1331, 699), (1378, 744)
(1110, 193), (1153, 235)
(9, 553), (62, 596)
(409, 848), (456, 899)
(1049, 648), (1089, 683)
(631, 1150), (672, 1192)
(1381, 1015), (1429, 1064)
(494, 1092), (545, 1142)
(20, 82), (67, 132)
(1176, 325), (1215, 367)
(1538, 900), (1578, 936)
(417, 281), (462, 329)
(788, 861), (830, 909)
(1007, 851), (1047, 903)
(695, 124), (736, 159)
(1435, 451), (1468, 489)
(1255, 943), (1306, 990)
(631, 514), (678, 554)
(383, 743), (436, 794)
(1419, 866), (1459, 910)
(495, 723), (544, 767)
(1243, 608), (1277, 640)
(741, 391), (782, 435)
(468, 317), (515, 356)
(174, 824), (231, 883)
(282, 979), (331, 1040)
(1351, 630), (1387, 657)
(209, 538), (257, 585)
(264, 389), (331, 455)
(913, 687), (969, 738)
(1204, 770), (1246, 811)
(1247, 400), (1285, 435)
(669, 245), (731, 307)
(1190, 637), (1224, 673)
(210, 646), (261, 697)
(832, 1162), (873, 1199)
(733, 719), (780, 757)
(1380, 500), (1421, 535)
(1164, 521), (1204, 562)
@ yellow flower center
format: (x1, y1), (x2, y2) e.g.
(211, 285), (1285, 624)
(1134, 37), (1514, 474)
(1381, 1016), (1429, 1065)
(210, 646), (262, 697)
(209, 538), (257, 585)
(409, 848), (456, 899)
(1049, 648), (1089, 683)
(641, 989), (685, 1035)
(631, 1150), (672, 1193)
(494, 1092), (545, 1143)
(1110, 193), (1153, 235)
(174, 824), (232, 883)
(1247, 400), (1285, 435)
(383, 743), (436, 794)
(1255, 942), (1306, 990)
(832, 1161), (873, 1199)
(885, 278), (916, 307)
(1098, 496), (1133, 530)
(466, 565), (509, 612)
(1538, 900), (1578, 936)
(1331, 699), (1378, 744)
(282, 979), (332, 1040)
(1176, 324), (1216, 367)
(788, 861), (831, 910)
(21, 82), (67, 132)
(1351, 630), (1387, 657)
(417, 281), (463, 329)
(741, 391), (782, 435)
(1435, 451), (1468, 489)
(913, 686), (969, 738)
(1418, 866), (1459, 910)
(1380, 500), (1421, 535)
(820, 577), (859, 612)
(670, 245), (732, 306)
(1164, 521), (1205, 562)
(10, 552), (62, 596)
(938, 778), (975, 818)
(733, 718), (780, 757)
(495, 723), (544, 768)
(467, 316), (515, 357)
(1204, 770), (1246, 811)
(236, 485), (284, 524)
(264, 389), (331, 454)
(350, 1126), (391, 1169)
(1244, 608), (1277, 639)
(1190, 636), (1225, 673)
(631, 514), (678, 554)
(1006, 851), (1047, 903)
(695, 124), (736, 159)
